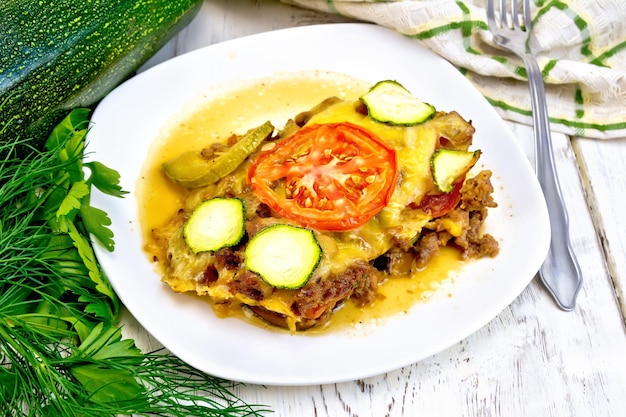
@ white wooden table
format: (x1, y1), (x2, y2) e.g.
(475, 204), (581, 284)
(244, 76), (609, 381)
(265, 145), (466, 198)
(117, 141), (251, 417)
(124, 1), (626, 415)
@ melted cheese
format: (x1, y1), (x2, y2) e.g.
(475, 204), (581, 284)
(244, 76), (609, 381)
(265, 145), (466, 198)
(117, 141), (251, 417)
(304, 101), (437, 279)
(159, 97), (444, 325)
(142, 73), (477, 331)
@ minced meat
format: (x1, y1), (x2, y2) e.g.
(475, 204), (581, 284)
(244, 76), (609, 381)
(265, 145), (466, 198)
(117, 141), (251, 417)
(414, 170), (499, 268)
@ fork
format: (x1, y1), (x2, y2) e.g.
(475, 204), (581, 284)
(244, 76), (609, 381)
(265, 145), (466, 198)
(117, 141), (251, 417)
(486, 0), (582, 311)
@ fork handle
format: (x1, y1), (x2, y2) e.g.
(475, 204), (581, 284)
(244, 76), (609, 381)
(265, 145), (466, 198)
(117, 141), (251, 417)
(521, 54), (583, 311)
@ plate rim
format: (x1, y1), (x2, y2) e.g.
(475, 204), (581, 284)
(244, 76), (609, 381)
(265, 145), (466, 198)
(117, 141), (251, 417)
(87, 22), (550, 386)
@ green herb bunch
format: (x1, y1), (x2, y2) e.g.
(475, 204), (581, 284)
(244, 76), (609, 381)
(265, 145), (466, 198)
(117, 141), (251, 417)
(0, 108), (269, 416)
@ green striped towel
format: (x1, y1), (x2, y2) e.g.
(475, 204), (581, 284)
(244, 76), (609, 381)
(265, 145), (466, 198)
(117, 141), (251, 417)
(283, 0), (626, 139)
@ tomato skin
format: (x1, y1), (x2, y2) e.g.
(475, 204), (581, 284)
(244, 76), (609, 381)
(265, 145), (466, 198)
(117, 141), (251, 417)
(247, 122), (398, 231)
(417, 179), (463, 218)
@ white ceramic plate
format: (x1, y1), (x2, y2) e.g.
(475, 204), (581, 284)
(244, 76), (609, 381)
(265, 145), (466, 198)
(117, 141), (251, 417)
(87, 23), (549, 386)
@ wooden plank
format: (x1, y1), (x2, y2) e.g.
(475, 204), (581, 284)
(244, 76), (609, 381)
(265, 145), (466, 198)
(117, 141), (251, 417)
(572, 137), (626, 319)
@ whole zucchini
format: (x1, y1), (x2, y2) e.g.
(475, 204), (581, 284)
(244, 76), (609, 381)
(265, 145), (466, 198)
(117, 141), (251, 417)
(0, 0), (202, 155)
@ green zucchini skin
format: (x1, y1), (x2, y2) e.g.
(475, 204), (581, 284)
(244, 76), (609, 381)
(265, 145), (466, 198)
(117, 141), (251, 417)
(0, 0), (202, 155)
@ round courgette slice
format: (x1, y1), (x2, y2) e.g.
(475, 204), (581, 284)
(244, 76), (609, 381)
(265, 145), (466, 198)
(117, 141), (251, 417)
(183, 197), (245, 253)
(431, 148), (481, 192)
(244, 224), (322, 289)
(360, 80), (436, 126)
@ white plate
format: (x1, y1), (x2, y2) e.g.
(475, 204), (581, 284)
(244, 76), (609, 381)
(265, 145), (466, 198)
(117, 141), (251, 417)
(87, 23), (549, 386)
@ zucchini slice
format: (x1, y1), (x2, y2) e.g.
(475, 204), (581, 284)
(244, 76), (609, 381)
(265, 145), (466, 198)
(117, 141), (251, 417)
(162, 121), (274, 188)
(431, 148), (481, 192)
(360, 80), (436, 126)
(183, 197), (245, 253)
(244, 224), (321, 290)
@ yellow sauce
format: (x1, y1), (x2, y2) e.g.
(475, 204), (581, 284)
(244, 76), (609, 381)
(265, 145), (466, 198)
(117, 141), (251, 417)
(317, 246), (460, 333)
(136, 71), (463, 333)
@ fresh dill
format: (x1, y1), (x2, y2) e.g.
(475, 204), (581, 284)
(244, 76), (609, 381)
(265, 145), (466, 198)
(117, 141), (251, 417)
(0, 109), (270, 417)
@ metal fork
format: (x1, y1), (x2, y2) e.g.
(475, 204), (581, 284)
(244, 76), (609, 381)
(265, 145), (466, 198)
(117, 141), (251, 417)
(486, 0), (582, 311)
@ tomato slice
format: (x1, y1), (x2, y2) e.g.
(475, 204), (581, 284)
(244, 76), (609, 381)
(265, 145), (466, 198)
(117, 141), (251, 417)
(247, 122), (398, 231)
(417, 179), (463, 218)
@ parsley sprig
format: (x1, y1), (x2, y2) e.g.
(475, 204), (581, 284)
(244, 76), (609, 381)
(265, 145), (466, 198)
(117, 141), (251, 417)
(0, 109), (269, 416)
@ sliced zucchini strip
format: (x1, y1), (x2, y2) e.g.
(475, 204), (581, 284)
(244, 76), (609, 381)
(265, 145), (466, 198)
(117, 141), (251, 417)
(244, 224), (322, 290)
(162, 120), (274, 188)
(360, 80), (436, 126)
(431, 148), (481, 192)
(183, 197), (245, 253)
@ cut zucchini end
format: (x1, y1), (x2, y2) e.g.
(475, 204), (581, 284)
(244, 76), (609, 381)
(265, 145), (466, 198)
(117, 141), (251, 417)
(183, 197), (246, 253)
(244, 224), (322, 290)
(162, 151), (220, 188)
(360, 80), (436, 126)
(431, 149), (481, 192)
(162, 120), (274, 188)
